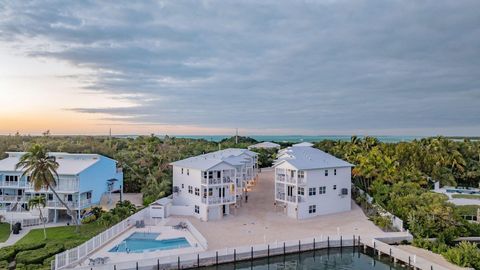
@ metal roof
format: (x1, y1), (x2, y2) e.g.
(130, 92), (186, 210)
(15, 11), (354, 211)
(0, 152), (111, 175)
(274, 146), (353, 170)
(170, 148), (257, 170)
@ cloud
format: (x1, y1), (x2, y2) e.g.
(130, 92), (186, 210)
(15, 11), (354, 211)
(1, 0), (480, 135)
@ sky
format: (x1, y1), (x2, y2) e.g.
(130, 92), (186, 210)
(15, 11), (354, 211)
(0, 0), (480, 136)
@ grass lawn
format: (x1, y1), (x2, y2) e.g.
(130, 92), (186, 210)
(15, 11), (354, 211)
(0, 223), (10, 243)
(16, 222), (105, 246)
(452, 194), (480, 200)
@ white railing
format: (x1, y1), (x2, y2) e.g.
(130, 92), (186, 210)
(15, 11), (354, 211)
(46, 198), (92, 209)
(54, 208), (148, 269)
(74, 235), (354, 270)
(10, 217), (47, 227)
(184, 220), (208, 249)
(276, 174), (285, 182)
(0, 181), (28, 187)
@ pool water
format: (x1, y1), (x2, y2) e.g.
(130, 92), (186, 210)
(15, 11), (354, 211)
(109, 232), (191, 253)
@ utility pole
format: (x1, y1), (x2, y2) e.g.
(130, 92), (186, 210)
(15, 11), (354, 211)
(235, 128), (238, 144)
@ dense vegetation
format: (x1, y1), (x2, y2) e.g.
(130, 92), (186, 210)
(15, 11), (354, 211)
(0, 134), (254, 205)
(1, 134), (480, 268)
(315, 136), (480, 268)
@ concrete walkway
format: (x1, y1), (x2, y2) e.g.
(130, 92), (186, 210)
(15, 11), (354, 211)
(0, 222), (70, 248)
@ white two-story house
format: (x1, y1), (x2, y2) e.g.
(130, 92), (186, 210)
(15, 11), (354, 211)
(170, 148), (257, 221)
(0, 152), (123, 223)
(273, 146), (353, 219)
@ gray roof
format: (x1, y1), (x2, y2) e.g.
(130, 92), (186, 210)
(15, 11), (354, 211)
(170, 148), (257, 170)
(274, 146), (353, 170)
(248, 142), (280, 149)
(0, 152), (110, 175)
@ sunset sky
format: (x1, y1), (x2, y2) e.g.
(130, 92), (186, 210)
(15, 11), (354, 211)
(1, 1), (480, 136)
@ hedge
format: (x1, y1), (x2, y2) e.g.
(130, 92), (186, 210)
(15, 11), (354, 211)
(0, 260), (9, 269)
(15, 242), (46, 252)
(0, 246), (16, 261)
(16, 243), (64, 265)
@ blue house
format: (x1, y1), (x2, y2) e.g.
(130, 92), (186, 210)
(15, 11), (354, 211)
(0, 152), (123, 222)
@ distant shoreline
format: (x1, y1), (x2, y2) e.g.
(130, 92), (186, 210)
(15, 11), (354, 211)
(1, 134), (478, 143)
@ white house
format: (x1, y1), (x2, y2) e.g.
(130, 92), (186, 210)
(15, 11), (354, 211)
(292, 142), (314, 147)
(273, 145), (353, 219)
(0, 152), (123, 223)
(170, 148), (258, 221)
(248, 142), (280, 150)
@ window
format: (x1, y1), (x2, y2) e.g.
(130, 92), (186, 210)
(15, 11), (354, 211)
(48, 194), (53, 200)
(208, 188), (213, 196)
(333, 185), (337, 190)
(86, 192), (92, 199)
(309, 205), (316, 214)
(309, 187), (316, 196)
(188, 186), (193, 194)
(324, 170), (328, 176)
(181, 168), (184, 174)
(195, 188), (200, 196)
(298, 187), (305, 196)
(187, 169), (190, 176)
(67, 194), (73, 201)
(319, 186), (326, 194)
(341, 188), (348, 195)
(334, 169), (337, 176)
(181, 184), (184, 189)
(298, 170), (304, 178)
(194, 205), (200, 214)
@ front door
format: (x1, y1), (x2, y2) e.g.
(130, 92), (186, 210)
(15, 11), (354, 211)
(222, 205), (226, 215)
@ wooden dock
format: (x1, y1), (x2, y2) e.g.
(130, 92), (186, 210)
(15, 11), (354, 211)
(359, 236), (458, 270)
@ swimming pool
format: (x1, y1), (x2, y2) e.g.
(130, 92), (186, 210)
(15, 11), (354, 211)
(109, 232), (191, 253)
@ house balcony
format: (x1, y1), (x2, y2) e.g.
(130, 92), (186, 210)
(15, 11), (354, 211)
(276, 193), (286, 201)
(46, 198), (91, 209)
(0, 181), (28, 188)
(201, 196), (236, 205)
(286, 195), (297, 203)
(276, 174), (286, 182)
(0, 195), (27, 202)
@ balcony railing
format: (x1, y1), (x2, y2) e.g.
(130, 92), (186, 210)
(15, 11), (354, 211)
(0, 181), (28, 187)
(46, 198), (91, 209)
(276, 174), (286, 182)
(201, 196), (235, 205)
(286, 195), (297, 203)
(276, 193), (286, 201)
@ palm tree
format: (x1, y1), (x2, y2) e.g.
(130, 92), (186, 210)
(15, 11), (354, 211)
(15, 144), (79, 232)
(28, 196), (47, 239)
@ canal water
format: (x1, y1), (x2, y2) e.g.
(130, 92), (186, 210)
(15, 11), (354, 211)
(203, 247), (403, 270)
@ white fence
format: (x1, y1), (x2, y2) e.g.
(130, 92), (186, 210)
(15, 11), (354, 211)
(74, 235), (354, 270)
(184, 220), (207, 249)
(54, 208), (148, 269)
(354, 186), (405, 232)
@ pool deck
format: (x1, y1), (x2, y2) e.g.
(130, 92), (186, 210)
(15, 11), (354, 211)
(77, 223), (204, 267)
(433, 186), (480, 206)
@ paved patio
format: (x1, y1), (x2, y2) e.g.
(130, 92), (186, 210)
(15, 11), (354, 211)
(175, 168), (402, 250)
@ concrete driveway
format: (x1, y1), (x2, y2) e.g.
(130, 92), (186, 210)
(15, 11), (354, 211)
(180, 168), (396, 250)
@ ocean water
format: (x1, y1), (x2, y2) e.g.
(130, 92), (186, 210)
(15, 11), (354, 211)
(170, 135), (422, 143)
(204, 248), (403, 270)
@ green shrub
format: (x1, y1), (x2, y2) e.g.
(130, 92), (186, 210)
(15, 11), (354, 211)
(412, 238), (432, 249)
(372, 215), (392, 230)
(0, 246), (16, 261)
(443, 241), (480, 269)
(81, 215), (96, 224)
(43, 255), (55, 266)
(14, 241), (46, 252)
(15, 243), (64, 265)
(15, 263), (48, 270)
(0, 260), (9, 269)
(63, 240), (83, 250)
